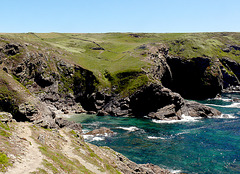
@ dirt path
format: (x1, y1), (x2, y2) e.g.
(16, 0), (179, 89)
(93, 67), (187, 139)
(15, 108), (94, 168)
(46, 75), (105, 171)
(6, 122), (44, 174)
(59, 129), (106, 174)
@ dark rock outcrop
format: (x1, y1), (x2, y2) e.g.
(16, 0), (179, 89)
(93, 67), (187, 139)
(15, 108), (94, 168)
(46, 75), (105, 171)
(3, 43), (21, 56)
(142, 44), (240, 100)
(55, 117), (82, 131)
(181, 101), (221, 118)
(1, 43), (98, 116)
(98, 83), (221, 120)
(222, 44), (240, 52)
(129, 84), (184, 118)
(164, 57), (223, 99)
(18, 102), (39, 120)
(0, 39), (224, 123)
(220, 57), (240, 88)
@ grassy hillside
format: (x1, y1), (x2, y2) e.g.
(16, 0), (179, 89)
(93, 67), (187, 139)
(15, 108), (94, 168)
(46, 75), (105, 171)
(0, 118), (170, 173)
(1, 32), (240, 94)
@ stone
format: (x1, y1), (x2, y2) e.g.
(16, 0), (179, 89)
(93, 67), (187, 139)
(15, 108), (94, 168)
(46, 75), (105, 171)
(18, 102), (38, 120)
(2, 67), (8, 73)
(86, 127), (114, 136)
(91, 47), (104, 50)
(4, 43), (20, 56)
(39, 117), (59, 129)
(129, 83), (184, 117)
(182, 101), (221, 117)
(96, 110), (109, 116)
(148, 104), (180, 120)
(37, 134), (45, 144)
(0, 112), (13, 122)
(55, 118), (82, 131)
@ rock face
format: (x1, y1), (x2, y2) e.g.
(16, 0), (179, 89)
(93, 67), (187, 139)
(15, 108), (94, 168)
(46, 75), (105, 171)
(142, 44), (240, 100)
(163, 57), (223, 99)
(129, 84), (184, 118)
(219, 57), (240, 88)
(0, 39), (225, 123)
(0, 42), (97, 116)
(97, 83), (221, 120)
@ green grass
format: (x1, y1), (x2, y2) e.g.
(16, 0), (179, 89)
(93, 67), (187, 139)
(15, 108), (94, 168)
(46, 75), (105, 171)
(42, 159), (58, 174)
(0, 152), (10, 172)
(39, 146), (93, 173)
(1, 32), (240, 94)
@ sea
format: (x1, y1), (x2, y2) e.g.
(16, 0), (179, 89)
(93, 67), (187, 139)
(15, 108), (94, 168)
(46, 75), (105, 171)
(67, 93), (240, 174)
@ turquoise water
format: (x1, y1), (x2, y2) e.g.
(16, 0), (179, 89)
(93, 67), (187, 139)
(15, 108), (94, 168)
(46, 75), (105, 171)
(68, 93), (240, 174)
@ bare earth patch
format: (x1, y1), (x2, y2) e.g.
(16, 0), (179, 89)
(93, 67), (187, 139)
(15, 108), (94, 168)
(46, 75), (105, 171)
(6, 122), (44, 174)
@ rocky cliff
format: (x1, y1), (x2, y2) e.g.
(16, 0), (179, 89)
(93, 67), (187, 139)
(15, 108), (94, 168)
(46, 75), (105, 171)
(0, 36), (230, 123)
(1, 32), (239, 174)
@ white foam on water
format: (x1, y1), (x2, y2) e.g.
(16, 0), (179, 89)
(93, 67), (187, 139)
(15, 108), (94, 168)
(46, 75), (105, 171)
(222, 98), (233, 102)
(212, 114), (237, 119)
(206, 102), (240, 108)
(169, 169), (182, 174)
(92, 137), (105, 141)
(152, 114), (201, 124)
(82, 129), (90, 134)
(82, 134), (106, 142)
(208, 97), (232, 102)
(117, 126), (140, 132)
(147, 136), (166, 140)
(82, 134), (94, 140)
(175, 131), (190, 136)
(82, 132), (115, 142)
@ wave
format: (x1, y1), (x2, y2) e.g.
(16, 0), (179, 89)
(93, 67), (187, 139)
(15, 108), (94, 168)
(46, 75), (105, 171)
(147, 136), (166, 140)
(206, 102), (240, 108)
(82, 132), (115, 142)
(82, 134), (108, 142)
(169, 169), (182, 174)
(208, 97), (232, 102)
(152, 115), (201, 124)
(175, 131), (190, 136)
(116, 126), (140, 132)
(92, 137), (105, 141)
(212, 114), (237, 119)
(82, 129), (90, 134)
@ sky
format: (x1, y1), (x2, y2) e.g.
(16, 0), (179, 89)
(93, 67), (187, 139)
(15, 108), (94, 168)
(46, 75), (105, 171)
(1, 0), (240, 33)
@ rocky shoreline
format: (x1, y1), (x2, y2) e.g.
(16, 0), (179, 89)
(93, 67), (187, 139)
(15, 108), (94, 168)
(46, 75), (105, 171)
(1, 34), (240, 173)
(0, 112), (172, 174)
(0, 41), (225, 128)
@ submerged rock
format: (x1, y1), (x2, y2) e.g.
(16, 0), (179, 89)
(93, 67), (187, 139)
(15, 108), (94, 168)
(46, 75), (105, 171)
(86, 127), (114, 136)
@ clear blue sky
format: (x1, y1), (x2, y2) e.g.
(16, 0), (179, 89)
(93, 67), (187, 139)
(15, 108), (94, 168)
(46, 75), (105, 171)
(1, 0), (239, 33)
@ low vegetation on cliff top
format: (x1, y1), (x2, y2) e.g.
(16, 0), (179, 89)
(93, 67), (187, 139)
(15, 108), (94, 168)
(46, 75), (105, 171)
(1, 32), (240, 94)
